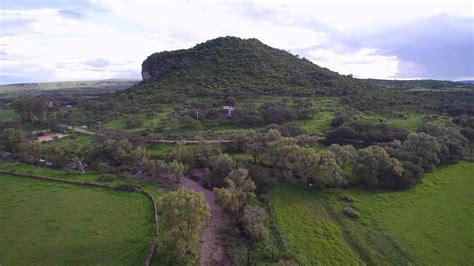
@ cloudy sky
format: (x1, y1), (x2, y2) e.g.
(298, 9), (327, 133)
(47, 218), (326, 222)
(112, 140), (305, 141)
(1, 0), (473, 84)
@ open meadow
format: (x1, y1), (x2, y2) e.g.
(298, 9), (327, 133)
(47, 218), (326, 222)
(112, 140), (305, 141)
(268, 161), (474, 265)
(0, 174), (155, 265)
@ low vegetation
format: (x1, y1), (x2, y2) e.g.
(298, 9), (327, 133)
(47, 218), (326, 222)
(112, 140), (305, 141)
(268, 161), (474, 265)
(0, 174), (155, 265)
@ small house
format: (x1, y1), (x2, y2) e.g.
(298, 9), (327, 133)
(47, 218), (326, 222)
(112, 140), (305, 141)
(223, 105), (235, 116)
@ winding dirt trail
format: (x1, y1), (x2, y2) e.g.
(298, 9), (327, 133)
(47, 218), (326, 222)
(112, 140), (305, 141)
(179, 177), (229, 265)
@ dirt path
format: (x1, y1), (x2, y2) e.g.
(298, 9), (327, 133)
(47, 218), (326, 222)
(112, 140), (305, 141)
(151, 139), (230, 144)
(59, 124), (99, 135)
(179, 177), (229, 265)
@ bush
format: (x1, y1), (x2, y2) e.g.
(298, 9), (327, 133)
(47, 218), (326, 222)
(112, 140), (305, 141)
(113, 184), (137, 192)
(262, 104), (295, 124)
(330, 114), (348, 127)
(124, 114), (144, 128)
(342, 207), (360, 218)
(326, 121), (408, 145)
(340, 195), (353, 202)
(241, 205), (268, 241)
(96, 174), (118, 182)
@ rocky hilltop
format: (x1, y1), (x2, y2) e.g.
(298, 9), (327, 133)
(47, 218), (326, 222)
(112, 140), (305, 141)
(119, 36), (414, 111)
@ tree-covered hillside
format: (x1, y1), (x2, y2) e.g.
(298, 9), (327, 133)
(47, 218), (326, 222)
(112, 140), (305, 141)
(119, 36), (417, 112)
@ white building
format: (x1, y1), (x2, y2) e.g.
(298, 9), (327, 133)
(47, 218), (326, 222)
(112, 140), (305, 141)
(223, 105), (235, 116)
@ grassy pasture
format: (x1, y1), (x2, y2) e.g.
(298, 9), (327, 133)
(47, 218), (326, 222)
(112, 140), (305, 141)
(147, 143), (174, 158)
(268, 161), (474, 265)
(0, 109), (20, 121)
(0, 160), (170, 199)
(354, 112), (449, 132)
(0, 174), (154, 265)
(41, 134), (92, 149)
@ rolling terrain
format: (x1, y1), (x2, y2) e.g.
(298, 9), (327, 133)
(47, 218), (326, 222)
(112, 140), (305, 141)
(268, 161), (474, 265)
(0, 174), (154, 265)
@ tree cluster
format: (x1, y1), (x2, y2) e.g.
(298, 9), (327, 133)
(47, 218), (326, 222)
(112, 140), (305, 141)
(157, 188), (210, 265)
(326, 120), (408, 145)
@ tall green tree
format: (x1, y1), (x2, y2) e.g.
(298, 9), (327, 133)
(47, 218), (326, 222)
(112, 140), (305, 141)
(352, 146), (404, 187)
(158, 188), (210, 265)
(0, 127), (25, 153)
(214, 168), (256, 213)
(241, 205), (268, 241)
(11, 96), (49, 122)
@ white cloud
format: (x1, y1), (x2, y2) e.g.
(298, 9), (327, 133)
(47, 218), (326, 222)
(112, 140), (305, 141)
(0, 9), (183, 82)
(0, 0), (472, 83)
(308, 47), (399, 78)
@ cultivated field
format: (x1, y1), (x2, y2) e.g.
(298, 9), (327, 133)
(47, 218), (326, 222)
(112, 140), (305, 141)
(0, 174), (154, 265)
(268, 161), (474, 265)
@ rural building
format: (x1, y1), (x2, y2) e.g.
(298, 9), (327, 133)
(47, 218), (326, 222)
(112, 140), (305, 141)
(223, 105), (235, 116)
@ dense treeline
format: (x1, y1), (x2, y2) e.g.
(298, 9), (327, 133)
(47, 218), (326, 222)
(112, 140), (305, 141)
(326, 120), (408, 145)
(360, 78), (474, 91)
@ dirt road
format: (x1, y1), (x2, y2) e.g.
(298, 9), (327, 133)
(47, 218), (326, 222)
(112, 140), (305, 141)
(179, 177), (229, 265)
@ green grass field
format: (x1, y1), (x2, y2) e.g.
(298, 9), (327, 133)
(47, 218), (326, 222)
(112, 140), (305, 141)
(268, 161), (474, 265)
(0, 160), (170, 199)
(41, 134), (92, 149)
(354, 112), (449, 132)
(0, 174), (154, 265)
(0, 109), (20, 121)
(147, 143), (174, 158)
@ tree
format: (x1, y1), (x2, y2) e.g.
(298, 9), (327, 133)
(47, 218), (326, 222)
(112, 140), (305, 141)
(330, 114), (348, 127)
(328, 144), (356, 168)
(11, 96), (49, 122)
(352, 145), (404, 188)
(265, 137), (299, 170)
(89, 138), (147, 167)
(241, 205), (268, 241)
(164, 160), (185, 183)
(193, 138), (221, 168)
(420, 123), (468, 162)
(214, 168), (256, 213)
(208, 154), (235, 187)
(123, 114), (144, 128)
(316, 151), (345, 187)
(295, 134), (318, 147)
(288, 145), (320, 184)
(0, 128), (25, 153)
(169, 140), (194, 167)
(244, 130), (266, 163)
(262, 104), (295, 124)
(157, 189), (210, 265)
(228, 133), (250, 152)
(400, 133), (440, 169)
(326, 126), (360, 144)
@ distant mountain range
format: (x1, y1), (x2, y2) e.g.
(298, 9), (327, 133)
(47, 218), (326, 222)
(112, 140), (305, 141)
(359, 78), (474, 91)
(0, 79), (139, 98)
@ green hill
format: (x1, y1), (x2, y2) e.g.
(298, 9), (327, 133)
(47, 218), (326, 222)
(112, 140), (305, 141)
(120, 36), (416, 111)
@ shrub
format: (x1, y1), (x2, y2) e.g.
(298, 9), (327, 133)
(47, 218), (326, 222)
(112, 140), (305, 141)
(97, 174), (118, 182)
(342, 207), (360, 218)
(330, 114), (348, 127)
(340, 195), (354, 202)
(123, 114), (144, 128)
(114, 184), (137, 192)
(241, 205), (268, 241)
